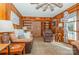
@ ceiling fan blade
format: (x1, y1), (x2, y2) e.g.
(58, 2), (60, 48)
(30, 3), (39, 4)
(43, 4), (49, 11)
(52, 3), (63, 8)
(49, 4), (54, 11)
(36, 3), (47, 9)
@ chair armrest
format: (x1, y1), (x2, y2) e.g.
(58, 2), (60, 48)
(12, 38), (33, 43)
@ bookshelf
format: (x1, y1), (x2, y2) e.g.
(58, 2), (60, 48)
(23, 20), (32, 31)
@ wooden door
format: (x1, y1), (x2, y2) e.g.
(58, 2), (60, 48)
(32, 21), (41, 37)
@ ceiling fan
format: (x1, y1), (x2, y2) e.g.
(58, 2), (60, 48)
(31, 3), (63, 12)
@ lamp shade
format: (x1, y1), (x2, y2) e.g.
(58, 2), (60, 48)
(59, 23), (63, 28)
(0, 20), (14, 32)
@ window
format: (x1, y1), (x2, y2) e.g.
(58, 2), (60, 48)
(11, 11), (20, 25)
(66, 15), (76, 40)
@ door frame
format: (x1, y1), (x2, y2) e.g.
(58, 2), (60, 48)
(32, 21), (42, 37)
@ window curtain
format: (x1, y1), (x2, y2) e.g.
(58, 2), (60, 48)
(63, 11), (77, 42)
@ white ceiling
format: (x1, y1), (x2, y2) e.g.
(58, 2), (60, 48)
(13, 3), (76, 17)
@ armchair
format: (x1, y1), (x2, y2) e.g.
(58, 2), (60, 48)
(0, 34), (25, 55)
(43, 29), (53, 42)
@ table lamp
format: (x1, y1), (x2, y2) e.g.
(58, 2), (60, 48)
(59, 23), (63, 28)
(0, 20), (14, 43)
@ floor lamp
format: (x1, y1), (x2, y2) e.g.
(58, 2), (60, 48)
(0, 20), (14, 43)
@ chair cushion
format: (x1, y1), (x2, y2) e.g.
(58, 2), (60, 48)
(14, 29), (25, 39)
(18, 34), (25, 39)
(24, 32), (32, 39)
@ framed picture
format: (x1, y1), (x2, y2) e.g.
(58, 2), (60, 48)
(52, 21), (56, 26)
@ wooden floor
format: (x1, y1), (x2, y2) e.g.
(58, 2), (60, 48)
(29, 37), (73, 55)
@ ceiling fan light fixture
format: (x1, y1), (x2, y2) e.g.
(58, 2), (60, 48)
(52, 3), (63, 8)
(31, 3), (63, 12)
(50, 8), (54, 11)
(36, 3), (47, 9)
(48, 4), (54, 11)
(43, 4), (49, 11)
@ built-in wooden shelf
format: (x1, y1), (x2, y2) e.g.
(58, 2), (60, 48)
(23, 19), (32, 31)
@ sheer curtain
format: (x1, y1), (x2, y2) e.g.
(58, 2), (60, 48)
(63, 11), (77, 42)
(67, 16), (76, 40)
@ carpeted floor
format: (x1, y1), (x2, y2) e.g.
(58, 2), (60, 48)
(30, 37), (73, 55)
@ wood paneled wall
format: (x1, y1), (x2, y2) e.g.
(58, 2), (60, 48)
(67, 4), (79, 14)
(51, 3), (79, 41)
(9, 4), (22, 18)
(0, 3), (52, 29)
(9, 4), (22, 29)
(51, 3), (79, 28)
(0, 3), (10, 20)
(51, 3), (79, 26)
(21, 16), (52, 28)
(21, 16), (52, 21)
(0, 3), (22, 29)
(50, 13), (64, 34)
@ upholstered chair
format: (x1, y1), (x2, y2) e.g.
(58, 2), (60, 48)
(0, 33), (25, 55)
(43, 29), (53, 42)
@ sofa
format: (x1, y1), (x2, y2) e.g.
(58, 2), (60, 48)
(10, 29), (33, 54)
